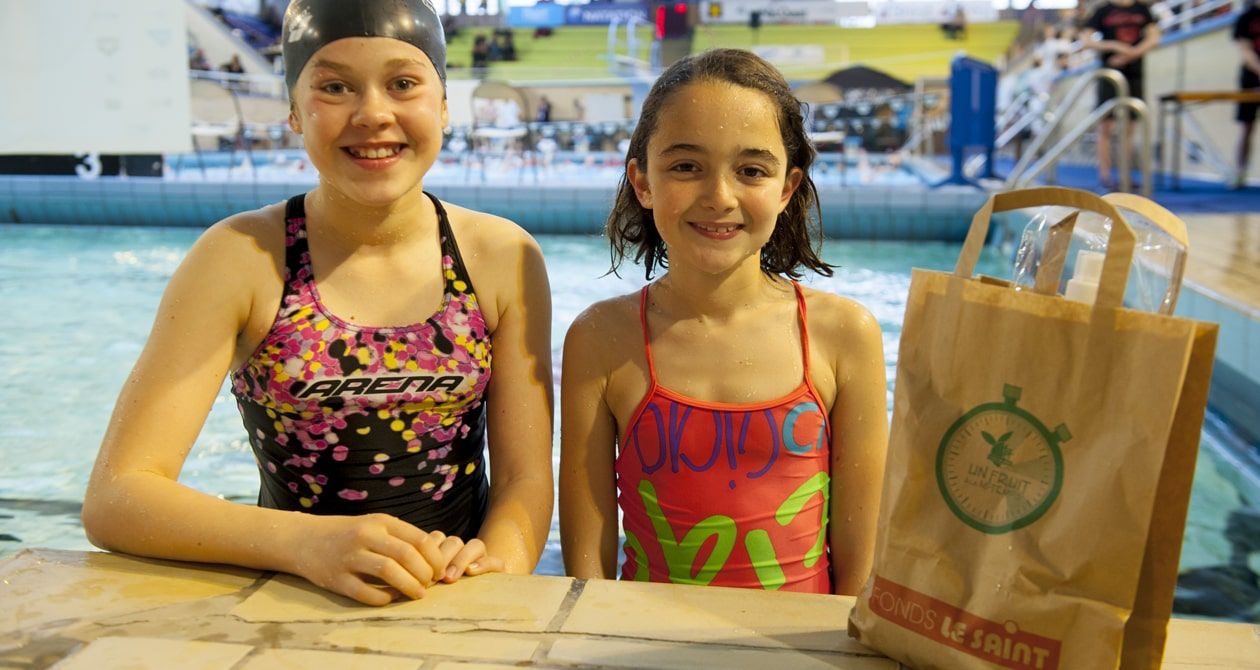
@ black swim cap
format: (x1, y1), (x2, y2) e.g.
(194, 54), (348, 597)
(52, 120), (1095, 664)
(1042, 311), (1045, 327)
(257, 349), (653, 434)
(282, 0), (447, 93)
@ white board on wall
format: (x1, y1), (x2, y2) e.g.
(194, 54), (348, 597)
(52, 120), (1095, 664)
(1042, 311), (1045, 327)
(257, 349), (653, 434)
(0, 0), (191, 154)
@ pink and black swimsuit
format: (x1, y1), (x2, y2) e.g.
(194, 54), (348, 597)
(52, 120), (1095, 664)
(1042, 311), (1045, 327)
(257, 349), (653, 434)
(231, 193), (492, 537)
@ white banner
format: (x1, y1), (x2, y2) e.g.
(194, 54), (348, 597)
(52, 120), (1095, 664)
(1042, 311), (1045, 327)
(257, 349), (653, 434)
(871, 1), (999, 25)
(700, 0), (841, 25)
(752, 45), (827, 66)
(1, 0), (191, 154)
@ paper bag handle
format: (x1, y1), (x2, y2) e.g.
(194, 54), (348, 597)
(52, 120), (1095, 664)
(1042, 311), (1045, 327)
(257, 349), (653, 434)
(1101, 193), (1189, 248)
(956, 187), (1136, 309)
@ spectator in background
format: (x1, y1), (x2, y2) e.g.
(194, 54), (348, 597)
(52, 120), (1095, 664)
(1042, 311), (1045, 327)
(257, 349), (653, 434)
(442, 14), (461, 41)
(501, 31), (518, 61)
(1082, 0), (1161, 190)
(1036, 23), (1073, 72)
(536, 96), (553, 123)
(471, 35), (489, 70)
(941, 4), (967, 40)
(189, 48), (211, 71)
(487, 30), (516, 62)
(219, 53), (246, 90)
(220, 54), (245, 74)
(1234, 0), (1260, 189)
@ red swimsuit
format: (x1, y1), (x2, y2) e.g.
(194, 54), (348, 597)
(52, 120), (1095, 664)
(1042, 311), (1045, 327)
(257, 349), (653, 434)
(615, 282), (834, 593)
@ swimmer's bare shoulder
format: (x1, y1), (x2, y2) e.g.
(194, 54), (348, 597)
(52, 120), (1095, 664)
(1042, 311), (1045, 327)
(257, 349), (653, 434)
(168, 202), (290, 361)
(204, 200), (288, 271)
(438, 200), (548, 323)
(564, 291), (640, 381)
(798, 285), (880, 339)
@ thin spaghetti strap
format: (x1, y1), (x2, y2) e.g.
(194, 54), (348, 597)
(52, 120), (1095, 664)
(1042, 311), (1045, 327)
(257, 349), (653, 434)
(792, 281), (812, 377)
(638, 285), (659, 384)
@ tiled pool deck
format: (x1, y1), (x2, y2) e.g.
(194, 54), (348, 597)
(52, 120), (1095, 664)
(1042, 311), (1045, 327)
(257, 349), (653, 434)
(2, 549), (1257, 669)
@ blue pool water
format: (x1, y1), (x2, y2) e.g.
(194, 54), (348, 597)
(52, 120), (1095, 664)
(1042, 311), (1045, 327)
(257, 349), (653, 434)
(1, 223), (1256, 622)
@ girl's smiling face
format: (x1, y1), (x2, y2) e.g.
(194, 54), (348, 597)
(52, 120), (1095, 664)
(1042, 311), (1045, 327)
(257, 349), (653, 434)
(627, 80), (802, 278)
(290, 37), (448, 208)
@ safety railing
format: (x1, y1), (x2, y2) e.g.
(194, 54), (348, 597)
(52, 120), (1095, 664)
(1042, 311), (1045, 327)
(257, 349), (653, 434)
(964, 89), (1051, 178)
(1003, 68), (1152, 194)
(1156, 0), (1237, 33)
(606, 16), (653, 76)
(1007, 94), (1153, 197)
(189, 69), (285, 99)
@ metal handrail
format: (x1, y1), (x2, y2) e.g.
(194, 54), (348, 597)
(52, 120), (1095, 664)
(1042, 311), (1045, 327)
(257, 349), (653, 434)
(1157, 0), (1235, 33)
(1010, 96), (1152, 197)
(997, 88), (1035, 129)
(965, 90), (1050, 177)
(1004, 68), (1130, 189)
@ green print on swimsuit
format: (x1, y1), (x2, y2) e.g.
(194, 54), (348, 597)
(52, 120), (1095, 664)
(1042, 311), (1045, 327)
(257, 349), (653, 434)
(936, 384), (1069, 534)
(635, 472), (830, 589)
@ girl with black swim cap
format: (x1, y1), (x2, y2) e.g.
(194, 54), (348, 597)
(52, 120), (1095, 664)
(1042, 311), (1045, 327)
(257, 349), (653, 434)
(84, 0), (554, 606)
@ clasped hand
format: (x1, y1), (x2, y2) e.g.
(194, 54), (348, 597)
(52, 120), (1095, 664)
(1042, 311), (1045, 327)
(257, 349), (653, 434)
(1106, 46), (1137, 68)
(290, 513), (505, 606)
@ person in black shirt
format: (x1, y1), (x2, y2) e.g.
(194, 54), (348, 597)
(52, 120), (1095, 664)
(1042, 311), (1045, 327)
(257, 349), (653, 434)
(1082, 0), (1161, 190)
(1234, 1), (1260, 189)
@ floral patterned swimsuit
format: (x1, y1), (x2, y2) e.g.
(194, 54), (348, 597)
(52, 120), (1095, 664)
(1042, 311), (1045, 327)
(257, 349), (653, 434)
(231, 193), (492, 538)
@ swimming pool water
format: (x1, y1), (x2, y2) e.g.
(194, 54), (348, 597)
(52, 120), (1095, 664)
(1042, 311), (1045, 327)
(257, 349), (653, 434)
(1, 223), (1256, 622)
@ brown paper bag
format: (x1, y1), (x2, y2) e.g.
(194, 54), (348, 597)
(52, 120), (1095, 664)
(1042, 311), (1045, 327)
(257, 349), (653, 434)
(847, 187), (1218, 670)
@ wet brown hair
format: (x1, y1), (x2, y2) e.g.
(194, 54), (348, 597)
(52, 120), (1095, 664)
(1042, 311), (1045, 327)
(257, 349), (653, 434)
(606, 48), (832, 280)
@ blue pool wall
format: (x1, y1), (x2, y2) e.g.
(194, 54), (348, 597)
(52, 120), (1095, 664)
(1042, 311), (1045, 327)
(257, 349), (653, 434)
(0, 175), (990, 240)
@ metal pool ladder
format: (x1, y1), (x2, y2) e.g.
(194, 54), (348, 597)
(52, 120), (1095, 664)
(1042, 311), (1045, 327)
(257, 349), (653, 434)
(1004, 68), (1153, 197)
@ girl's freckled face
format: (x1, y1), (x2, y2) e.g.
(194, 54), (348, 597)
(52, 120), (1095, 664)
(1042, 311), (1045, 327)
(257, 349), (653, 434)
(630, 80), (801, 277)
(290, 37), (448, 208)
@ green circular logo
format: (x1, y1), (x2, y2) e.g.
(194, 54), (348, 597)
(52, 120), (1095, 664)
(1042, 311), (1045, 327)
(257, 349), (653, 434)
(936, 385), (1068, 534)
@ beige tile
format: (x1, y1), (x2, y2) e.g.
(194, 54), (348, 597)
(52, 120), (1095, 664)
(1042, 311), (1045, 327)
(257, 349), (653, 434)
(51, 637), (253, 670)
(430, 659), (524, 664)
(562, 580), (873, 655)
(320, 627), (540, 661)
(1162, 618), (1260, 669)
(239, 647), (422, 669)
(547, 638), (898, 670)
(0, 549), (256, 633)
(232, 573), (573, 633)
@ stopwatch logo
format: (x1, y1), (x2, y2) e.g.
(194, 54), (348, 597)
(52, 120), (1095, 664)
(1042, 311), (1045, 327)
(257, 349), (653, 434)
(936, 385), (1069, 534)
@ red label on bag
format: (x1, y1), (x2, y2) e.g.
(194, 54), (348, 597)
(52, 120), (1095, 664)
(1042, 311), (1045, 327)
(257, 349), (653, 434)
(868, 576), (1062, 670)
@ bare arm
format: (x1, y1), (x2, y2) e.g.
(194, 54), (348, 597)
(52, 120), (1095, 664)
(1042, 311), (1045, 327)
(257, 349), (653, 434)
(82, 217), (453, 606)
(1131, 22), (1161, 59)
(476, 234), (555, 575)
(559, 308), (621, 579)
(1080, 29), (1131, 56)
(1240, 39), (1260, 76)
(826, 303), (889, 596)
(82, 220), (289, 567)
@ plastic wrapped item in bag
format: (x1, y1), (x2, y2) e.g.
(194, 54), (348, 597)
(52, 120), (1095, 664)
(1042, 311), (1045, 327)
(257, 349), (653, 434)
(1008, 196), (1187, 315)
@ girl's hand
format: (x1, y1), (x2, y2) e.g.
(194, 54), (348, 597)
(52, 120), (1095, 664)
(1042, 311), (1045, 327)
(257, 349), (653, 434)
(439, 538), (506, 583)
(288, 513), (465, 606)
